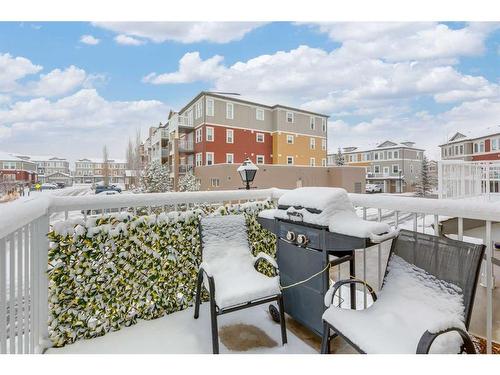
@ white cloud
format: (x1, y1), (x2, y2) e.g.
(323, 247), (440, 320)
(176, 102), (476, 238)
(0, 89), (169, 161)
(143, 52), (225, 84)
(114, 34), (145, 46)
(80, 34), (100, 45)
(0, 53), (42, 92)
(94, 22), (265, 44)
(23, 66), (88, 97)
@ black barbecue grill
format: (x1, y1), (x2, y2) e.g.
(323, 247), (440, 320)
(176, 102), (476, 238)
(257, 188), (398, 337)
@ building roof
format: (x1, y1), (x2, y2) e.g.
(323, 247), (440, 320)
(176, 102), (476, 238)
(15, 154), (68, 162)
(76, 158), (127, 164)
(439, 126), (500, 146)
(0, 151), (38, 164)
(178, 91), (330, 118)
(337, 141), (424, 154)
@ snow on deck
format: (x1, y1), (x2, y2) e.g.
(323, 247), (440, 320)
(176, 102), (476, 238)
(47, 304), (317, 354)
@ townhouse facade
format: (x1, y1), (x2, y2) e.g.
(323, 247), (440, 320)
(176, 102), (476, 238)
(74, 158), (127, 184)
(439, 131), (500, 162)
(328, 141), (425, 193)
(145, 92), (329, 190)
(0, 151), (38, 189)
(15, 154), (71, 185)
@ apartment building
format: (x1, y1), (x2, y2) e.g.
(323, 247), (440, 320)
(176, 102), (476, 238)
(145, 92), (329, 190)
(0, 151), (38, 188)
(439, 130), (500, 162)
(15, 154), (71, 185)
(74, 158), (127, 184)
(328, 141), (425, 193)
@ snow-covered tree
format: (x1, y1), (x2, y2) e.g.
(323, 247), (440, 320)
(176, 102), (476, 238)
(335, 147), (345, 166)
(178, 171), (200, 192)
(142, 161), (172, 193)
(415, 155), (433, 197)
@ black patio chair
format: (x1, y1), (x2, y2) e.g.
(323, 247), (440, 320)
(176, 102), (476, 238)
(193, 214), (287, 354)
(321, 229), (485, 354)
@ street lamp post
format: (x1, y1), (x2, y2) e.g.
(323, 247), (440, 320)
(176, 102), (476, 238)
(237, 158), (258, 190)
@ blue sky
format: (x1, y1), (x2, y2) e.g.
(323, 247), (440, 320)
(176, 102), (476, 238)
(0, 21), (499, 163)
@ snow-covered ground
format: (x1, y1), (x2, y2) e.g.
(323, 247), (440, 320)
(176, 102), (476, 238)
(47, 303), (316, 354)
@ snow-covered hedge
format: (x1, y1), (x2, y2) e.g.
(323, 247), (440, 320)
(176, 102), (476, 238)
(47, 200), (276, 347)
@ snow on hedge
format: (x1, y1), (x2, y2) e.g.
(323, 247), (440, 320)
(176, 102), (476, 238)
(47, 200), (276, 347)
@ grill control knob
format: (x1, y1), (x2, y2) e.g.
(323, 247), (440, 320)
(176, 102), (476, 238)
(296, 234), (308, 246)
(286, 231), (296, 242)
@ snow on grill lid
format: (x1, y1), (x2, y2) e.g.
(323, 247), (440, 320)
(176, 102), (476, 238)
(277, 187), (351, 212)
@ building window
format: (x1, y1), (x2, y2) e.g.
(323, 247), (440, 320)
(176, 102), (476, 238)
(392, 165), (399, 174)
(310, 117), (315, 130)
(226, 129), (234, 144)
(460, 144), (464, 154)
(195, 101), (203, 119)
(394, 151), (399, 159)
(322, 118), (327, 132)
(256, 133), (265, 143)
(387, 151), (393, 159)
(195, 128), (202, 143)
(374, 152), (379, 160)
(374, 165), (380, 173)
(491, 139), (498, 151)
(256, 108), (264, 121)
(210, 178), (220, 187)
(322, 139), (327, 151)
(195, 153), (203, 167)
(322, 158), (327, 167)
(206, 127), (214, 142)
(286, 112), (294, 123)
(310, 138), (316, 150)
(226, 153), (234, 164)
(286, 134), (294, 144)
(256, 155), (265, 164)
(206, 152), (214, 166)
(383, 167), (389, 175)
(410, 165), (414, 174)
(310, 157), (315, 166)
(206, 98), (214, 116)
(480, 141), (485, 153)
(226, 102), (234, 119)
(474, 143), (478, 153)
(287, 156), (294, 165)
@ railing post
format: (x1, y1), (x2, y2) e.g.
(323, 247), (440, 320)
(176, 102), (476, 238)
(35, 214), (51, 353)
(438, 161), (443, 199)
(485, 221), (493, 354)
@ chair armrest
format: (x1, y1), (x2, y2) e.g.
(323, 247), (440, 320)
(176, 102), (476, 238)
(324, 279), (378, 307)
(199, 262), (214, 277)
(254, 252), (278, 270)
(416, 327), (476, 354)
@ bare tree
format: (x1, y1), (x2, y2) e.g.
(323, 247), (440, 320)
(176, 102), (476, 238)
(126, 138), (134, 171)
(102, 145), (110, 186)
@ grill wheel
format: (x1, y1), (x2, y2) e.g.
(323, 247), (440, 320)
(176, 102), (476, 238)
(269, 304), (281, 323)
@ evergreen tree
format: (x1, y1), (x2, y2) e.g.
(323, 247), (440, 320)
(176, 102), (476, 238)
(415, 155), (433, 197)
(178, 171), (200, 192)
(142, 160), (172, 193)
(335, 147), (345, 166)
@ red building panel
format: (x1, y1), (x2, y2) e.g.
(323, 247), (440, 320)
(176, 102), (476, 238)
(193, 125), (273, 165)
(485, 139), (491, 152)
(472, 152), (500, 161)
(0, 169), (37, 183)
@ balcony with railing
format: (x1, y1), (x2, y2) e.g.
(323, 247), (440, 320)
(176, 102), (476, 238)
(0, 188), (498, 354)
(178, 140), (194, 153)
(178, 164), (194, 174)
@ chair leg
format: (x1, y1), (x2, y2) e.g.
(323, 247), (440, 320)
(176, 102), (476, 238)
(321, 321), (331, 354)
(206, 276), (219, 354)
(194, 269), (203, 319)
(349, 257), (356, 310)
(277, 295), (287, 345)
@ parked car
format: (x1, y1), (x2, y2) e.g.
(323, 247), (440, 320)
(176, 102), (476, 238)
(97, 190), (120, 196)
(365, 183), (382, 193)
(41, 183), (57, 190)
(56, 182), (66, 189)
(95, 185), (122, 194)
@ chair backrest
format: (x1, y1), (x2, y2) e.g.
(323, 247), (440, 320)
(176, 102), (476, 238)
(199, 214), (251, 264)
(387, 229), (485, 329)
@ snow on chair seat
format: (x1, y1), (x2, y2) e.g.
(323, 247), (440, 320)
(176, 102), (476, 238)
(194, 214), (286, 354)
(321, 230), (485, 354)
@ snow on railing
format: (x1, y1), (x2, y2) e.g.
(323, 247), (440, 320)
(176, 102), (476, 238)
(1, 187), (498, 353)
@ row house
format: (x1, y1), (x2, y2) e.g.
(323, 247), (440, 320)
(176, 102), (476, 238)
(440, 131), (500, 162)
(15, 154), (71, 185)
(145, 92), (329, 190)
(74, 158), (127, 184)
(328, 141), (425, 193)
(0, 151), (38, 188)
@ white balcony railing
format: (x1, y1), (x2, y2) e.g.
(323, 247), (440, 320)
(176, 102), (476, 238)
(178, 115), (193, 128)
(0, 189), (498, 353)
(178, 140), (194, 152)
(178, 164), (194, 174)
